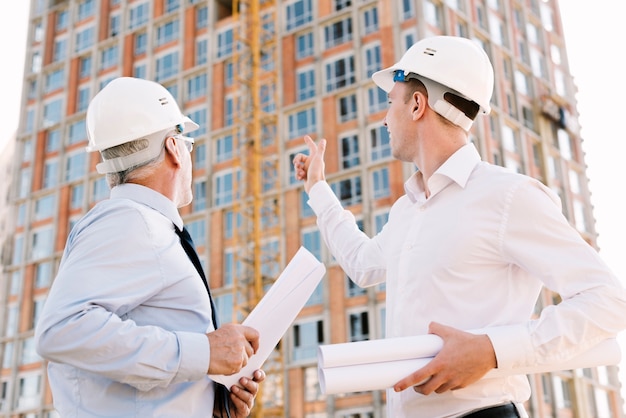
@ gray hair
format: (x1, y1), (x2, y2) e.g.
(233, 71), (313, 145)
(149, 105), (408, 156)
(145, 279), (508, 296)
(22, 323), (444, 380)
(101, 138), (165, 188)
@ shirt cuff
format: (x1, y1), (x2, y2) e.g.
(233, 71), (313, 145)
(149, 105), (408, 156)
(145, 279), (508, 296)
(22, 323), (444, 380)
(176, 331), (211, 381)
(484, 324), (536, 370)
(307, 181), (339, 215)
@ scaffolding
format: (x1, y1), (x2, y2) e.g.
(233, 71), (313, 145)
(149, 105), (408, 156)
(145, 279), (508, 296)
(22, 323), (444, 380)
(231, 0), (283, 416)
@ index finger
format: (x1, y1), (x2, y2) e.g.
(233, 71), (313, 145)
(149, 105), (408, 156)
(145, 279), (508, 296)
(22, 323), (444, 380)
(242, 326), (260, 353)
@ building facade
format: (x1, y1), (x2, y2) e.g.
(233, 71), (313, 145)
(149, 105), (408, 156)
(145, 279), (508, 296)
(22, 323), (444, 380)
(0, 0), (623, 417)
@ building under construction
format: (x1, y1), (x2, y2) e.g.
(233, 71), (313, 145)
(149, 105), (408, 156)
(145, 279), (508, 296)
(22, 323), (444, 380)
(0, 0), (623, 417)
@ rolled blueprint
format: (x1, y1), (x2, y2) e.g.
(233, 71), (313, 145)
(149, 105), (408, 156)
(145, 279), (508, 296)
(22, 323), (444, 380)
(210, 246), (326, 389)
(318, 336), (621, 394)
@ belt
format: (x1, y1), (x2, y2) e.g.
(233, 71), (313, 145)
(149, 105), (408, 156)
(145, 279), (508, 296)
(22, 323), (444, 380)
(460, 403), (520, 418)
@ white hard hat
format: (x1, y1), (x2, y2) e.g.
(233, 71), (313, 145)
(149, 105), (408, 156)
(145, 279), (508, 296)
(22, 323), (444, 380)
(372, 36), (494, 130)
(86, 77), (199, 173)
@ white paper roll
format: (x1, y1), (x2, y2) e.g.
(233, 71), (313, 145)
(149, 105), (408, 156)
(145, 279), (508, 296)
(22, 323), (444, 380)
(318, 336), (621, 395)
(209, 247), (326, 389)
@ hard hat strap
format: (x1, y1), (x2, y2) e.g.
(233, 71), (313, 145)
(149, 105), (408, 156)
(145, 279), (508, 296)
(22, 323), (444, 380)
(433, 100), (473, 131)
(96, 133), (165, 174)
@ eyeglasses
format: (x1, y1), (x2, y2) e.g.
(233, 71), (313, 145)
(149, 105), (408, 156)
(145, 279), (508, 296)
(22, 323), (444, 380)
(172, 134), (194, 153)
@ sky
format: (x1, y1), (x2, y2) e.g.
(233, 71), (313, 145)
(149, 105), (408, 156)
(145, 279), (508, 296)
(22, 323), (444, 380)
(1, 0), (625, 406)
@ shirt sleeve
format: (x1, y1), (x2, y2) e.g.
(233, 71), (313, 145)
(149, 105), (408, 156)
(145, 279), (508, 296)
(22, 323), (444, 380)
(34, 204), (210, 391)
(307, 181), (387, 287)
(490, 178), (626, 371)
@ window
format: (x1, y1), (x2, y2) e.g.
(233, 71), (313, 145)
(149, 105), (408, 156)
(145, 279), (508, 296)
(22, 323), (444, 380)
(70, 184), (84, 209)
(47, 129), (61, 152)
(325, 56), (355, 92)
(165, 0), (179, 13)
(216, 134), (234, 162)
(65, 153), (87, 182)
(31, 226), (55, 261)
(330, 175), (362, 206)
(367, 86), (386, 114)
(214, 170), (240, 206)
(43, 160), (59, 189)
(187, 74), (207, 101)
(155, 51), (179, 81)
(6, 305), (19, 336)
(135, 32), (148, 55)
(75, 27), (95, 53)
(193, 180), (207, 211)
(424, 0), (443, 28)
(324, 18), (352, 49)
(187, 108), (207, 136)
(156, 20), (179, 46)
(45, 69), (65, 93)
(196, 39), (208, 65)
(35, 262), (54, 288)
(196, 5), (209, 28)
(295, 31), (314, 59)
(21, 338), (41, 365)
(363, 44), (381, 78)
(349, 310), (369, 341)
(34, 195), (55, 221)
(304, 366), (324, 401)
(335, 0), (351, 10)
(53, 38), (67, 62)
(362, 7), (379, 34)
(100, 45), (119, 70)
(296, 68), (315, 101)
(288, 107), (316, 139)
(92, 177), (109, 203)
(69, 120), (87, 144)
(217, 28), (234, 59)
(215, 292), (234, 324)
(194, 142), (206, 167)
(372, 167), (390, 199)
(79, 55), (92, 78)
(110, 13), (121, 36)
(340, 134), (359, 168)
(187, 219), (206, 246)
(19, 168), (32, 199)
(224, 96), (234, 127)
(2, 343), (14, 369)
(338, 94), (357, 122)
(77, 86), (90, 112)
(302, 229), (321, 260)
(292, 319), (324, 361)
(57, 10), (69, 30)
(43, 99), (63, 127)
(286, 0), (313, 31)
(17, 374), (42, 410)
(370, 126), (390, 161)
(129, 2), (150, 29)
(300, 190), (314, 217)
(78, 0), (96, 21)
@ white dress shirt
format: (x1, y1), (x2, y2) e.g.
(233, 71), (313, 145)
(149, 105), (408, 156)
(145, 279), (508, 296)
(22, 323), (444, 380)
(35, 183), (215, 417)
(307, 143), (626, 418)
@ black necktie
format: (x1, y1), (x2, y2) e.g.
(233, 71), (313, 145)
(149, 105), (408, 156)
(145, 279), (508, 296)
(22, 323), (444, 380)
(174, 225), (219, 328)
(174, 225), (230, 417)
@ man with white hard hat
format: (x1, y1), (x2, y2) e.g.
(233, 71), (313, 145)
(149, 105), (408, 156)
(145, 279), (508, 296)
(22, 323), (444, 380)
(35, 77), (264, 418)
(294, 36), (626, 417)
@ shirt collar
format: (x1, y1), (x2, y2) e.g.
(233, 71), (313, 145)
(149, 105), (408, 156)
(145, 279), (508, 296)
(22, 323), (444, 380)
(110, 183), (184, 229)
(404, 143), (482, 202)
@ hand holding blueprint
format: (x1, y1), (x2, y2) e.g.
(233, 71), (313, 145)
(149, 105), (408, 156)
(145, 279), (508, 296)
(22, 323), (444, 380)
(209, 246), (326, 389)
(317, 334), (621, 394)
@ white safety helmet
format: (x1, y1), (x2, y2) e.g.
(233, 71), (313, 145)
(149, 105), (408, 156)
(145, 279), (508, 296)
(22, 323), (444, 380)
(86, 77), (199, 174)
(372, 36), (494, 131)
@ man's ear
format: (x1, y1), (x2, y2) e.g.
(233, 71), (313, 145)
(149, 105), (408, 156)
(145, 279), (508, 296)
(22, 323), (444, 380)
(164, 136), (182, 166)
(412, 91), (425, 120)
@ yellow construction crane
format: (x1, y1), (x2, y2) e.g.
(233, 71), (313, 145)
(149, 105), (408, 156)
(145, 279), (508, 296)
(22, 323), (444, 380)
(230, 0), (283, 416)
